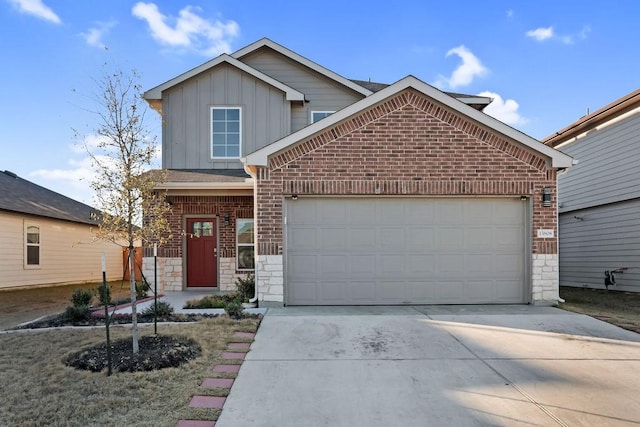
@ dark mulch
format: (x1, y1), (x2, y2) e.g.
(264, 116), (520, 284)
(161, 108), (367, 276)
(16, 313), (222, 329)
(65, 335), (202, 373)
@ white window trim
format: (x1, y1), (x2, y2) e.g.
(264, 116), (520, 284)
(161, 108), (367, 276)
(24, 223), (41, 269)
(310, 110), (335, 124)
(210, 106), (242, 160)
(236, 218), (255, 271)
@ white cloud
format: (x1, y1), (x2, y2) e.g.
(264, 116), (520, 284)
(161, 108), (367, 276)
(526, 27), (554, 41)
(81, 21), (117, 50)
(527, 25), (590, 45)
(132, 2), (239, 56)
(506, 9), (514, 19)
(7, 0), (60, 24)
(434, 45), (488, 89)
(478, 91), (527, 126)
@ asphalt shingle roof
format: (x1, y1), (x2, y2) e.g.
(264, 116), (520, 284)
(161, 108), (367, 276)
(0, 170), (99, 225)
(164, 169), (250, 183)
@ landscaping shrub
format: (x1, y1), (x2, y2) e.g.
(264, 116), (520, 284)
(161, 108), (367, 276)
(135, 281), (149, 299)
(70, 288), (94, 307)
(141, 301), (174, 317)
(224, 300), (244, 319)
(184, 293), (239, 309)
(64, 305), (91, 321)
(235, 274), (255, 303)
(96, 284), (112, 306)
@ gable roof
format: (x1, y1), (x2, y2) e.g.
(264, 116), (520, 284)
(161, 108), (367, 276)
(244, 75), (573, 169)
(232, 38), (373, 97)
(143, 53), (305, 112)
(350, 79), (492, 111)
(543, 88), (640, 148)
(0, 170), (99, 225)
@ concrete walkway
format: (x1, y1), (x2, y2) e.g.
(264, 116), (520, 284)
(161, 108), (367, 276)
(217, 305), (640, 426)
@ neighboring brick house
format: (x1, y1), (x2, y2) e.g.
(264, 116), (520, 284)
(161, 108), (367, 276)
(143, 38), (572, 306)
(543, 88), (640, 292)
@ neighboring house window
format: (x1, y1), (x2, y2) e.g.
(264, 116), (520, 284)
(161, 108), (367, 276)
(211, 107), (241, 158)
(25, 225), (40, 267)
(236, 219), (255, 270)
(311, 111), (334, 123)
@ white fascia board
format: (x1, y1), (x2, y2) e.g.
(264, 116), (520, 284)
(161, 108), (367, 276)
(245, 75), (573, 169)
(144, 54), (304, 102)
(457, 96), (492, 106)
(232, 38), (372, 97)
(155, 180), (254, 190)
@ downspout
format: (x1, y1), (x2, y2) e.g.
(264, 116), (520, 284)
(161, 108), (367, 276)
(242, 160), (259, 304)
(555, 165), (573, 304)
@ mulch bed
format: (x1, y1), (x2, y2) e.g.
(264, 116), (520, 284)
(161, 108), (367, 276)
(65, 335), (202, 373)
(16, 313), (222, 329)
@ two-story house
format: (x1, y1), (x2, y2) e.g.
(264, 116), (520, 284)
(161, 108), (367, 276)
(143, 38), (572, 307)
(543, 88), (640, 292)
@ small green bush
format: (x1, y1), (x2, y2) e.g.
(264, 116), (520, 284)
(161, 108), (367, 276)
(64, 305), (91, 321)
(70, 288), (94, 307)
(135, 281), (149, 299)
(235, 274), (255, 303)
(224, 300), (244, 319)
(96, 284), (112, 306)
(184, 293), (238, 309)
(142, 301), (174, 317)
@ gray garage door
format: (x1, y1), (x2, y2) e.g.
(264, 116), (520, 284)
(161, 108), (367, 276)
(286, 197), (526, 305)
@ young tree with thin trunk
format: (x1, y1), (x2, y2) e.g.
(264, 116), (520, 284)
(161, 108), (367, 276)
(84, 68), (171, 354)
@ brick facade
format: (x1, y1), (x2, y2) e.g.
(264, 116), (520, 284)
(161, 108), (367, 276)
(144, 195), (253, 290)
(256, 88), (559, 304)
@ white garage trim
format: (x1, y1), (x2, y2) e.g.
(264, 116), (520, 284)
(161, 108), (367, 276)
(284, 196), (530, 305)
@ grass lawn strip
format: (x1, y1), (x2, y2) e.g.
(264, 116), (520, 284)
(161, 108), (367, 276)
(559, 286), (640, 333)
(0, 317), (259, 427)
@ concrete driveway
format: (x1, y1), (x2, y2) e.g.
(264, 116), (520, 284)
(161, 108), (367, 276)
(217, 306), (640, 426)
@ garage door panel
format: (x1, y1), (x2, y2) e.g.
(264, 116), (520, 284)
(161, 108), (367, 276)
(466, 254), (493, 274)
(465, 228), (494, 250)
(289, 254), (317, 275)
(289, 228), (317, 250)
(286, 198), (526, 305)
(319, 202), (347, 222)
(318, 281), (348, 303)
(406, 228), (435, 250)
(378, 254), (405, 275)
(319, 255), (347, 275)
(320, 228), (347, 250)
(438, 228), (464, 250)
(406, 254), (435, 274)
(379, 228), (405, 249)
(350, 228), (376, 248)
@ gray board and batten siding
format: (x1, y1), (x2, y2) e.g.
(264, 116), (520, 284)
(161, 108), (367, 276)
(239, 47), (365, 133)
(162, 63), (291, 170)
(285, 197), (528, 305)
(556, 111), (640, 291)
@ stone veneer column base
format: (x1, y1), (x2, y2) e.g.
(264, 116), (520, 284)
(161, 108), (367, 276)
(531, 254), (559, 306)
(219, 257), (252, 292)
(256, 255), (284, 305)
(142, 257), (183, 292)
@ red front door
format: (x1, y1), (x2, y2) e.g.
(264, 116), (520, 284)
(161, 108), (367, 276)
(186, 218), (217, 287)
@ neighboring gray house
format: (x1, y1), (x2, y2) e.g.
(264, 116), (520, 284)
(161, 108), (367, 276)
(143, 37), (572, 306)
(543, 88), (640, 291)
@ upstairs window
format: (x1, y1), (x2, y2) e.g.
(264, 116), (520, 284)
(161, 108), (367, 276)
(311, 111), (334, 123)
(25, 225), (40, 267)
(236, 219), (255, 270)
(211, 107), (241, 158)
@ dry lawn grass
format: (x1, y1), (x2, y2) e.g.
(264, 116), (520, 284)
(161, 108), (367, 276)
(559, 286), (640, 333)
(0, 281), (133, 330)
(0, 317), (259, 426)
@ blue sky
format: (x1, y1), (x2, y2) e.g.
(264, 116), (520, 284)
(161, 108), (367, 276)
(1, 0), (639, 205)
